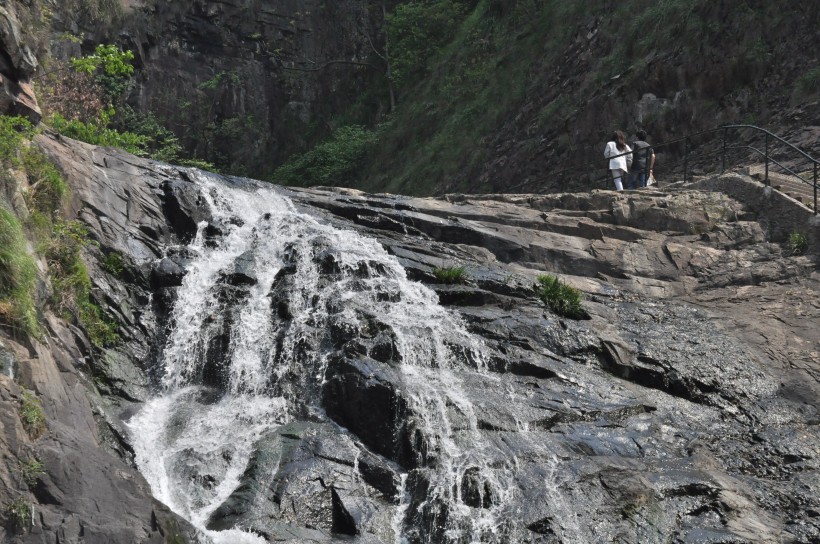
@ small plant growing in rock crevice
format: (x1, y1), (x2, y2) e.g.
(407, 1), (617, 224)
(20, 390), (46, 438)
(6, 497), (31, 532)
(787, 232), (808, 255)
(19, 457), (45, 487)
(101, 251), (125, 277)
(433, 265), (469, 284)
(536, 274), (587, 320)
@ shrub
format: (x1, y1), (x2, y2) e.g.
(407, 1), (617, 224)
(0, 208), (39, 336)
(20, 390), (46, 438)
(787, 232), (808, 255)
(47, 112), (149, 156)
(19, 457), (45, 487)
(433, 265), (469, 284)
(270, 125), (378, 186)
(0, 115), (33, 167)
(536, 274), (587, 319)
(101, 251), (124, 277)
(43, 221), (119, 348)
(387, 0), (470, 92)
(6, 497), (30, 532)
(797, 67), (820, 96)
(22, 148), (68, 216)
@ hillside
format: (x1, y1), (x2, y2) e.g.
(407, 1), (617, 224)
(3, 0), (819, 194)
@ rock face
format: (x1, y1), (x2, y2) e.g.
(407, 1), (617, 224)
(2, 134), (819, 543)
(0, 2), (41, 121)
(116, 0), (385, 175)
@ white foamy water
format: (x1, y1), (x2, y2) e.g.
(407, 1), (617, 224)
(128, 171), (523, 542)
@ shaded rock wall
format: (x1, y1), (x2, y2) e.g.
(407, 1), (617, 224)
(118, 0), (388, 175)
(0, 0), (41, 120)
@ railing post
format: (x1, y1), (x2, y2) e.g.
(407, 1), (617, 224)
(683, 137), (688, 183)
(764, 132), (770, 187)
(721, 127), (727, 173)
(814, 161), (818, 215)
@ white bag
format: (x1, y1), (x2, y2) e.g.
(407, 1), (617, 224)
(647, 173), (656, 186)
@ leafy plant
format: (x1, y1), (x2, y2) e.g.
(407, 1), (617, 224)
(536, 274), (587, 319)
(796, 67), (820, 95)
(47, 112), (149, 156)
(22, 148), (68, 216)
(101, 251), (125, 277)
(387, 0), (470, 92)
(0, 207), (39, 336)
(42, 221), (119, 348)
(19, 457), (45, 487)
(6, 497), (31, 532)
(787, 232), (808, 255)
(433, 265), (469, 284)
(0, 115), (33, 167)
(270, 125), (378, 186)
(70, 44), (134, 78)
(20, 390), (46, 438)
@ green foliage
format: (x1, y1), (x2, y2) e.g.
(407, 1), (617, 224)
(271, 125), (378, 186)
(42, 221), (119, 348)
(19, 457), (45, 487)
(22, 148), (68, 216)
(20, 390), (46, 438)
(0, 208), (39, 336)
(48, 112), (149, 156)
(101, 251), (124, 277)
(71, 44), (134, 77)
(787, 232), (808, 255)
(198, 71), (241, 91)
(797, 67), (820, 95)
(433, 265), (469, 284)
(0, 116), (34, 167)
(6, 497), (31, 532)
(387, 1), (470, 92)
(536, 274), (586, 320)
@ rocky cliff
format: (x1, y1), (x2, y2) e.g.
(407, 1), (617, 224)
(1, 132), (817, 542)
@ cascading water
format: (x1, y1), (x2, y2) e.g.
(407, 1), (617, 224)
(127, 172), (547, 543)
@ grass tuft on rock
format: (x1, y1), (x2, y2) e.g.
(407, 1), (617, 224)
(536, 274), (587, 320)
(0, 207), (39, 336)
(19, 457), (45, 487)
(787, 232), (808, 255)
(20, 390), (46, 438)
(433, 265), (469, 284)
(6, 497), (31, 533)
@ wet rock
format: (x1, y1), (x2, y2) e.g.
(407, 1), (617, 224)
(221, 250), (257, 286)
(151, 257), (187, 288)
(207, 422), (396, 541)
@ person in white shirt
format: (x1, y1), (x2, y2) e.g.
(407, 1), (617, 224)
(603, 130), (632, 191)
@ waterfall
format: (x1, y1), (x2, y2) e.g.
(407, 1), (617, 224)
(127, 172), (529, 543)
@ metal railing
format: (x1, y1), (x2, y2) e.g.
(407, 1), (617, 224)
(600, 124), (819, 214)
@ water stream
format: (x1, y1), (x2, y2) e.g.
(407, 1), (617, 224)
(127, 173), (535, 542)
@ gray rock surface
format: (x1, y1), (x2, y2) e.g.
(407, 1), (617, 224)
(2, 134), (818, 543)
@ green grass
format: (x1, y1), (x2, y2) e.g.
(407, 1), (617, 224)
(23, 147), (68, 215)
(20, 390), (46, 438)
(42, 221), (119, 348)
(101, 251), (125, 277)
(787, 232), (808, 255)
(0, 115), (33, 167)
(270, 125), (378, 187)
(0, 207), (39, 336)
(6, 497), (30, 532)
(536, 274), (586, 319)
(19, 457), (45, 487)
(433, 265), (469, 284)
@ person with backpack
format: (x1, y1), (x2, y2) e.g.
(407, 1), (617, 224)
(627, 130), (655, 189)
(604, 130), (632, 191)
